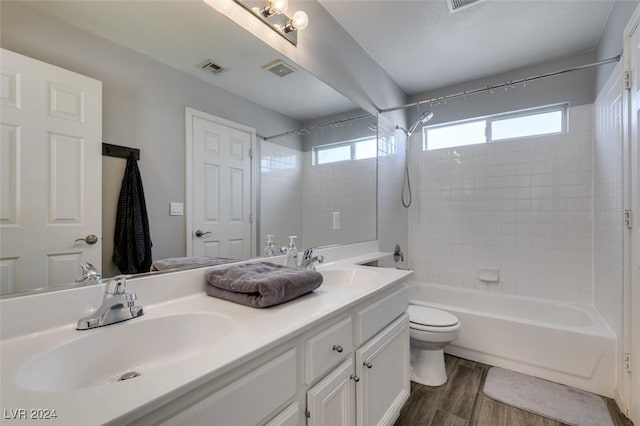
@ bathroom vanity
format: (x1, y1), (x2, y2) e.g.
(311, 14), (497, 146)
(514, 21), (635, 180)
(0, 244), (412, 425)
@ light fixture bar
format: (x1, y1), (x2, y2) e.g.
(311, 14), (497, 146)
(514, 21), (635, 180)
(232, 0), (308, 46)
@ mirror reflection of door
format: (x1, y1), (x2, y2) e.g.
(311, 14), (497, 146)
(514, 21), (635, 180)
(186, 108), (255, 260)
(0, 49), (102, 294)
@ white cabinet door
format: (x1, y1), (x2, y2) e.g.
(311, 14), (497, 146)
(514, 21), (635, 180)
(0, 48), (102, 293)
(307, 358), (356, 426)
(186, 108), (254, 259)
(356, 314), (410, 426)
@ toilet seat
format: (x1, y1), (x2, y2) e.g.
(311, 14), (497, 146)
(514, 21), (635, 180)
(408, 305), (459, 331)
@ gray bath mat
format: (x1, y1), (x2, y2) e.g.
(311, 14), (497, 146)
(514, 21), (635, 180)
(483, 367), (613, 426)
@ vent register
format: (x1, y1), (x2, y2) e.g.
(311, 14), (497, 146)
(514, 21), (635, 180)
(197, 59), (296, 78)
(447, 0), (485, 13)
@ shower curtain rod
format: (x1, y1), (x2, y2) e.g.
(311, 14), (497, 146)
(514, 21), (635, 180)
(262, 113), (372, 141)
(379, 54), (621, 114)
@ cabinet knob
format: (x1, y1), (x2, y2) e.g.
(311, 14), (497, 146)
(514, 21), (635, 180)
(350, 374), (360, 382)
(364, 362), (373, 369)
(332, 345), (343, 353)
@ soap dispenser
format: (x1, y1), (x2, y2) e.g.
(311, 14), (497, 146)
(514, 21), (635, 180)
(263, 234), (276, 257)
(284, 236), (298, 268)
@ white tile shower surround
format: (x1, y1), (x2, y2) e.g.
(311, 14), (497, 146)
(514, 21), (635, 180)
(408, 104), (594, 304)
(259, 141), (303, 249)
(378, 121), (409, 265)
(302, 152), (376, 248)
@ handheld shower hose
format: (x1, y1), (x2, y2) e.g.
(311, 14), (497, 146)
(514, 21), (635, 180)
(397, 111), (434, 208)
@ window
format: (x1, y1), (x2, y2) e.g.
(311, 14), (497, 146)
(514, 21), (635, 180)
(313, 137), (377, 165)
(423, 104), (567, 151)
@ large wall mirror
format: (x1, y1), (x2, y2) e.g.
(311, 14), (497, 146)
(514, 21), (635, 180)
(0, 1), (377, 296)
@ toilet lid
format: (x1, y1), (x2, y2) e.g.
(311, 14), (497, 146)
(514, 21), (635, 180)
(408, 305), (458, 327)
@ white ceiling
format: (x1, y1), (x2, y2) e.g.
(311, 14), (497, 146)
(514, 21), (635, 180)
(320, 0), (615, 94)
(23, 0), (356, 121)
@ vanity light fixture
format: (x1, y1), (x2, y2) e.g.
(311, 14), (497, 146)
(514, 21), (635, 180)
(232, 0), (309, 46)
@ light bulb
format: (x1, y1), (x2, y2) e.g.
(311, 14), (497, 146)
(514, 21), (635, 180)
(271, 0), (288, 14)
(291, 10), (308, 31)
(284, 10), (308, 32)
(262, 0), (288, 17)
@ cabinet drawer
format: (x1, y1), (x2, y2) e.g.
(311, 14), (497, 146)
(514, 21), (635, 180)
(305, 317), (353, 384)
(356, 285), (408, 345)
(161, 349), (296, 426)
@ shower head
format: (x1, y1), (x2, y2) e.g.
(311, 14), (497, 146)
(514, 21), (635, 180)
(407, 110), (434, 135)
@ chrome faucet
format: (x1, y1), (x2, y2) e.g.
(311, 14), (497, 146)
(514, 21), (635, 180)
(76, 275), (144, 330)
(76, 262), (102, 285)
(299, 248), (324, 270)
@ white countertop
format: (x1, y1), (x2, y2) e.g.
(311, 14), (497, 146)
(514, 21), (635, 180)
(0, 249), (412, 425)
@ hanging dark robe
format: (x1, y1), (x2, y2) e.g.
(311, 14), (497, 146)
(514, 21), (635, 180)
(113, 155), (152, 273)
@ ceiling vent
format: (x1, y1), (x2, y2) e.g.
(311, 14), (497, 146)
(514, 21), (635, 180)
(262, 60), (296, 78)
(198, 59), (226, 75)
(447, 0), (485, 13)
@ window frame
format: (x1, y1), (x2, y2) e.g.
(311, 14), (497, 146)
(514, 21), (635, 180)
(312, 136), (378, 165)
(422, 103), (569, 151)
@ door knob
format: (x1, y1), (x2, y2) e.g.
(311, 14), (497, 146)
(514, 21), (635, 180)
(75, 234), (98, 245)
(195, 230), (212, 238)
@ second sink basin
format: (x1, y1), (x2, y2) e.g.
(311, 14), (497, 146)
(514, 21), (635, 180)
(320, 268), (379, 287)
(16, 312), (234, 392)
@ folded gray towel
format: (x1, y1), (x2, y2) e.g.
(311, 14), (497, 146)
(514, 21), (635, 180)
(205, 262), (323, 308)
(151, 256), (238, 272)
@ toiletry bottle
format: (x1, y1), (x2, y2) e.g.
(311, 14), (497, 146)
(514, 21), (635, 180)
(263, 234), (275, 257)
(284, 236), (298, 268)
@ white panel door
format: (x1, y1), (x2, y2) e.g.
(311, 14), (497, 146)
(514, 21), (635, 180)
(628, 14), (640, 424)
(188, 109), (253, 259)
(0, 49), (102, 293)
(306, 358), (356, 426)
(355, 314), (410, 426)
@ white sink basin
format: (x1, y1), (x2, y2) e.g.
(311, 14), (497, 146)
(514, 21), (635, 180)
(320, 268), (379, 287)
(16, 312), (234, 392)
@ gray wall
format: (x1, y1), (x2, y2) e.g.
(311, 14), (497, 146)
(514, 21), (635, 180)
(405, 50), (595, 131)
(1, 2), (303, 276)
(290, 0), (407, 124)
(595, 0), (639, 96)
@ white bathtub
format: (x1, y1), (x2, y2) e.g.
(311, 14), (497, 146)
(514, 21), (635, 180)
(408, 282), (616, 397)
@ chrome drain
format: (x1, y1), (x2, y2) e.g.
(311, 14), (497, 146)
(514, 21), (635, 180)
(117, 371), (141, 382)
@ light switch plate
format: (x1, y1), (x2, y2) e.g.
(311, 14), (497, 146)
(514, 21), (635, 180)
(332, 212), (340, 230)
(170, 202), (184, 216)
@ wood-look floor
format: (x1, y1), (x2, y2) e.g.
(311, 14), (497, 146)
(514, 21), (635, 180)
(394, 355), (632, 426)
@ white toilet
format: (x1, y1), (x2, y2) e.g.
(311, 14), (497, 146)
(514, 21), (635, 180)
(408, 305), (461, 386)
